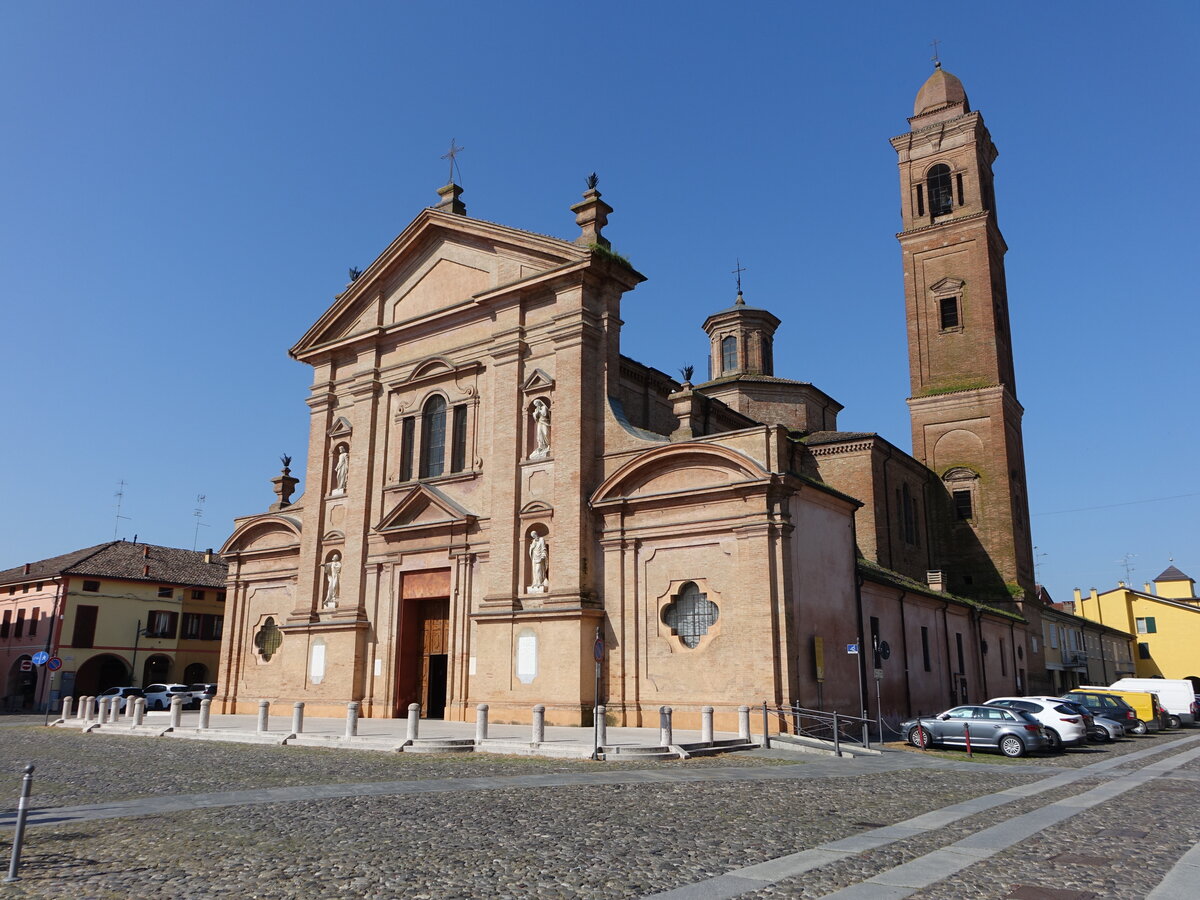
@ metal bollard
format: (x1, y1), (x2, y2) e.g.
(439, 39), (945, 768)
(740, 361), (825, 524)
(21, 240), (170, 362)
(199, 698), (212, 730)
(169, 696), (183, 730)
(595, 704), (607, 747)
(531, 704), (546, 743)
(257, 699), (270, 734)
(738, 705), (751, 742)
(4, 764), (34, 882)
(701, 706), (714, 743)
(659, 706), (673, 746)
(475, 703), (489, 743)
(60, 697), (73, 720)
(345, 701), (359, 738)
(133, 697), (145, 726)
(406, 703), (420, 741)
(832, 711), (842, 757)
(761, 700), (771, 750)
(292, 702), (305, 735)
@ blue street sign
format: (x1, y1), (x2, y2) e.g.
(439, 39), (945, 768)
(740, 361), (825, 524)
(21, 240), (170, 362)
(31, 651), (49, 666)
(846, 643), (859, 655)
(47, 657), (63, 671)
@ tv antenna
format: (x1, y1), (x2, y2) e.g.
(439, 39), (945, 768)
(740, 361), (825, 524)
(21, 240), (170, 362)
(112, 480), (130, 540)
(1117, 552), (1136, 584)
(1033, 545), (1048, 584)
(192, 494), (209, 551)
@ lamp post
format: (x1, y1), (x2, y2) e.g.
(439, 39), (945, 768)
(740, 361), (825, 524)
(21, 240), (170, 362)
(129, 620), (152, 686)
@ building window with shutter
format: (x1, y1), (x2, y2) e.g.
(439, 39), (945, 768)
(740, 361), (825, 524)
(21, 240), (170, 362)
(419, 395), (447, 478)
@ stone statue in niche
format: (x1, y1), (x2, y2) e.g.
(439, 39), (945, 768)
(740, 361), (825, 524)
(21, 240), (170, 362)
(529, 399), (551, 460)
(333, 445), (349, 494)
(528, 532), (548, 593)
(323, 552), (342, 608)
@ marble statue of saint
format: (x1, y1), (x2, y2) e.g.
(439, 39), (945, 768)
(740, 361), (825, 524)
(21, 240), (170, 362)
(334, 446), (349, 494)
(528, 532), (548, 593)
(323, 553), (342, 608)
(529, 399), (551, 460)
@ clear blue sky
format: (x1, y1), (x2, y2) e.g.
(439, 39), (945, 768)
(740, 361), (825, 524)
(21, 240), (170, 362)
(2, 2), (1197, 602)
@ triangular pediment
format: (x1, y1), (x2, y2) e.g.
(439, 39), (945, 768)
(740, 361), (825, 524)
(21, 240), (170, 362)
(292, 209), (587, 358)
(376, 483), (477, 534)
(522, 369), (555, 393)
(929, 276), (965, 294)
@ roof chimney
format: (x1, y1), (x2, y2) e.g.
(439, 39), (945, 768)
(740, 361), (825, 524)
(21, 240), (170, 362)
(142, 564), (150, 577)
(23, 563), (30, 575)
(926, 570), (946, 592)
(143, 546), (150, 558)
(204, 549), (213, 564)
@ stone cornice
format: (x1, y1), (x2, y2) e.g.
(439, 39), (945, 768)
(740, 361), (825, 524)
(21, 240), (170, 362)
(896, 208), (990, 239)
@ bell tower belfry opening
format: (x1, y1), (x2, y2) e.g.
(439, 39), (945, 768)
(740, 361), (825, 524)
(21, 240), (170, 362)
(891, 64), (1035, 605)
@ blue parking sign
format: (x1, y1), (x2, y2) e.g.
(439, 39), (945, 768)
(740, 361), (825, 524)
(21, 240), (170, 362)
(846, 643), (859, 655)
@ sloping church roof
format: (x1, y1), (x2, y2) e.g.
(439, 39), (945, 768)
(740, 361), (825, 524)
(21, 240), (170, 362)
(1155, 565), (1192, 582)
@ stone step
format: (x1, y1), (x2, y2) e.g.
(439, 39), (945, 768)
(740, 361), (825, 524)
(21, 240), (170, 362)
(402, 739), (477, 754)
(677, 739), (759, 757)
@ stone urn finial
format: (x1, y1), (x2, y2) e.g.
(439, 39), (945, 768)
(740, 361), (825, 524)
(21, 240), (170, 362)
(271, 454), (299, 511)
(571, 173), (613, 249)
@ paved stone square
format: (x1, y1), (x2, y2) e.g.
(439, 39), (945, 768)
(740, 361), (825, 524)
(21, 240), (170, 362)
(1, 719), (1198, 899)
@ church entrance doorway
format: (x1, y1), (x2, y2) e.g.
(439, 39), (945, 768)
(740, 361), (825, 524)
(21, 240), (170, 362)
(395, 569), (452, 719)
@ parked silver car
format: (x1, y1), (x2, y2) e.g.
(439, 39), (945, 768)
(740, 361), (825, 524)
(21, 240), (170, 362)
(902, 705), (1048, 758)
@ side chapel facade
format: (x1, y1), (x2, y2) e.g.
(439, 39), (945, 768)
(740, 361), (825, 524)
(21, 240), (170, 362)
(219, 66), (1044, 728)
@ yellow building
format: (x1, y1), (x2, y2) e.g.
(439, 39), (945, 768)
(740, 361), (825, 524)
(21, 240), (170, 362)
(0, 541), (227, 710)
(1074, 566), (1200, 688)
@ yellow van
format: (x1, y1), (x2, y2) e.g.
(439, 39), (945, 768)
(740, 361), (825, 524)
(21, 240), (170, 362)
(1071, 686), (1164, 734)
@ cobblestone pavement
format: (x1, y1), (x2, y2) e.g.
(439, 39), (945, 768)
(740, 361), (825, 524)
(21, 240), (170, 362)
(1, 723), (1197, 898)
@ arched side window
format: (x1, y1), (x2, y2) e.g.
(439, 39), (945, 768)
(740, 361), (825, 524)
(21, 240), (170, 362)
(928, 164), (953, 217)
(721, 336), (737, 373)
(420, 395), (447, 478)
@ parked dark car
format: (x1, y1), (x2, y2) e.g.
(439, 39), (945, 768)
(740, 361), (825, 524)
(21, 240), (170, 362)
(1066, 690), (1145, 735)
(902, 705), (1048, 758)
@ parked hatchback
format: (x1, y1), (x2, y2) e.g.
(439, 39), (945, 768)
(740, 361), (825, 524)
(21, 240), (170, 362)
(1023, 695), (1124, 743)
(187, 683), (218, 708)
(143, 683), (191, 710)
(1068, 689), (1154, 735)
(95, 686), (144, 713)
(902, 705), (1048, 758)
(985, 697), (1088, 751)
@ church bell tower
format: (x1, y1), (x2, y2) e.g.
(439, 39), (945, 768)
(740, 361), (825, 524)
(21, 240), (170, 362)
(892, 64), (1035, 603)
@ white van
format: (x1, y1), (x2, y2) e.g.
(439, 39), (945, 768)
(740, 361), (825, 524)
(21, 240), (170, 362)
(1109, 678), (1198, 727)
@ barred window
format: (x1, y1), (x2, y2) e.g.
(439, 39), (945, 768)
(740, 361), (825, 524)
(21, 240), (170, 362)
(663, 582), (719, 649)
(255, 617), (283, 662)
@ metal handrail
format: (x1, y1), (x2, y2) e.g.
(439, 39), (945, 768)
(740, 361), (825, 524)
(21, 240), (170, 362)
(764, 702), (873, 752)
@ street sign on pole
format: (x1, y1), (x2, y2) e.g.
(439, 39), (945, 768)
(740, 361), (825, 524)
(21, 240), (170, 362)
(31, 652), (49, 666)
(846, 643), (859, 654)
(19, 660), (32, 672)
(47, 658), (63, 672)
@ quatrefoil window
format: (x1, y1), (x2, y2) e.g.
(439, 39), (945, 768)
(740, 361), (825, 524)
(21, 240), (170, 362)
(255, 617), (282, 662)
(663, 582), (719, 648)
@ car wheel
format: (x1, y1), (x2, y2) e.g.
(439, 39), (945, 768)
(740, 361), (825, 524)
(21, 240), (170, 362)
(907, 726), (933, 748)
(153, 700), (165, 711)
(1130, 718), (1148, 735)
(1044, 727), (1063, 752)
(1167, 715), (1181, 729)
(999, 735), (1026, 758)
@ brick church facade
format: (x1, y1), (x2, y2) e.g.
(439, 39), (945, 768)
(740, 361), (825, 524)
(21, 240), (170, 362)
(218, 65), (1044, 728)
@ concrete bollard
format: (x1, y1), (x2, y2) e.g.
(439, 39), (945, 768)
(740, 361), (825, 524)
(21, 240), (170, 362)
(345, 701), (359, 738)
(738, 705), (751, 741)
(531, 704), (546, 743)
(97, 697), (110, 725)
(406, 703), (420, 741)
(292, 702), (305, 735)
(133, 697), (145, 725)
(75, 696), (87, 720)
(257, 700), (270, 734)
(60, 697), (73, 720)
(125, 696), (136, 721)
(199, 698), (212, 730)
(596, 704), (607, 747)
(659, 706), (673, 746)
(475, 704), (489, 743)
(701, 706), (714, 743)
(169, 696), (183, 730)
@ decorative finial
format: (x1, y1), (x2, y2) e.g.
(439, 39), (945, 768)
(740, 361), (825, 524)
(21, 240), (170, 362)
(586, 172), (599, 191)
(732, 258), (747, 303)
(930, 37), (942, 69)
(280, 453), (292, 469)
(441, 138), (465, 185)
(679, 364), (694, 384)
(348, 266), (362, 282)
